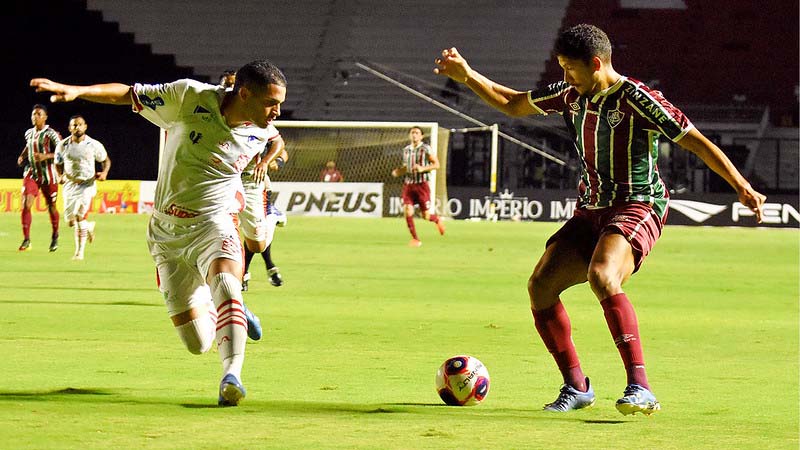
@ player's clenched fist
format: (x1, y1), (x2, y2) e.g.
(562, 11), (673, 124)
(30, 78), (80, 103)
(434, 47), (472, 84)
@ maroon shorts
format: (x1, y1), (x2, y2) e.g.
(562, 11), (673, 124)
(545, 202), (666, 272)
(22, 176), (58, 205)
(401, 182), (431, 212)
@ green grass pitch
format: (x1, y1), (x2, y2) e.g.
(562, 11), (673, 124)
(0, 213), (797, 449)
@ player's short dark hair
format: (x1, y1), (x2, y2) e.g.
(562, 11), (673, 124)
(233, 60), (287, 93)
(69, 114), (84, 122)
(555, 24), (612, 64)
(410, 126), (424, 135)
(32, 104), (48, 113)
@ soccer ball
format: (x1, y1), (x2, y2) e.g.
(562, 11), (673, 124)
(435, 355), (490, 406)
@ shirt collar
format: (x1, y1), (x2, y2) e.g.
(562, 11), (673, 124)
(590, 76), (627, 103)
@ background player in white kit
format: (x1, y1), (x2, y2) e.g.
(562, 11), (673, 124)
(220, 72), (288, 290)
(55, 115), (111, 260)
(31, 59), (287, 406)
(239, 133), (289, 290)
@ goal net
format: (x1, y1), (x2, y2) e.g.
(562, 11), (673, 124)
(270, 121), (450, 216)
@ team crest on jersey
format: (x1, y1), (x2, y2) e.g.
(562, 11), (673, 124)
(569, 102), (580, 111)
(607, 109), (625, 128)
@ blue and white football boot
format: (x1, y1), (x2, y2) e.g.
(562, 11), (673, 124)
(543, 377), (596, 412)
(242, 303), (262, 341)
(218, 373), (246, 406)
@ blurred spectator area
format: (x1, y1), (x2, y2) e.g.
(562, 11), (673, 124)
(3, 0), (796, 193)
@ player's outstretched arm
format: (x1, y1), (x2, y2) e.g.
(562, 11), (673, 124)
(677, 128), (766, 222)
(434, 47), (537, 117)
(30, 78), (132, 105)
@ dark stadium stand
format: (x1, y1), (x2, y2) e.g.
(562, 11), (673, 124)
(3, 0), (198, 181)
(4, 0), (797, 193)
(543, 0), (798, 127)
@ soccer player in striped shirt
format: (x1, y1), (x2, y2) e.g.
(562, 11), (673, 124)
(435, 24), (765, 415)
(31, 59), (286, 406)
(16, 104), (62, 252)
(391, 126), (446, 247)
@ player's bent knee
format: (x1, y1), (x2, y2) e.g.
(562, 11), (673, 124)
(175, 316), (215, 354)
(210, 272), (243, 301)
(586, 266), (622, 296)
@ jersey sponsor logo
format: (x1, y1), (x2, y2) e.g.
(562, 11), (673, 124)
(189, 131), (203, 145)
(138, 94), (165, 110)
(569, 102), (580, 111)
(607, 109), (625, 128)
(624, 85), (670, 125)
(669, 200), (727, 223)
(164, 203), (200, 218)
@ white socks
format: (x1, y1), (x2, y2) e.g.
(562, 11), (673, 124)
(73, 220), (89, 259)
(210, 273), (246, 380)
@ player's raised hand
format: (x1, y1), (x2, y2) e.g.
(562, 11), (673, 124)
(434, 47), (472, 83)
(30, 78), (80, 103)
(738, 184), (767, 223)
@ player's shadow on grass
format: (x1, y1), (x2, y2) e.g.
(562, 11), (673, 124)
(0, 299), (160, 307)
(0, 387), (115, 400)
(0, 285), (154, 293)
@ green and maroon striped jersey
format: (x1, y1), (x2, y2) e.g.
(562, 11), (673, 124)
(401, 142), (434, 185)
(527, 77), (693, 219)
(23, 125), (61, 184)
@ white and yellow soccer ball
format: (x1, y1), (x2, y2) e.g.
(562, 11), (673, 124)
(435, 355), (490, 406)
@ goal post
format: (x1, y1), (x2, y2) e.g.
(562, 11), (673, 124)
(160, 121), (451, 217)
(270, 120), (450, 217)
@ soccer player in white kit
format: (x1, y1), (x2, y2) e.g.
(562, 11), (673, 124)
(54, 115), (111, 260)
(31, 59), (287, 406)
(221, 71), (288, 290)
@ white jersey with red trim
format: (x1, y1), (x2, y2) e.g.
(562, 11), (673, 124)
(241, 124), (280, 191)
(131, 79), (273, 219)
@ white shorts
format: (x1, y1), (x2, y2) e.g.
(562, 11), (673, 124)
(239, 183), (268, 242)
(63, 181), (96, 222)
(147, 211), (242, 316)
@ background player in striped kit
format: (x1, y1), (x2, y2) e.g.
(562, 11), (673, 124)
(390, 126), (445, 247)
(434, 24), (765, 416)
(54, 115), (111, 260)
(16, 104), (61, 252)
(31, 59), (285, 406)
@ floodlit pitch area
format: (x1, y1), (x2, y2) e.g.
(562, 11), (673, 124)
(0, 213), (797, 449)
